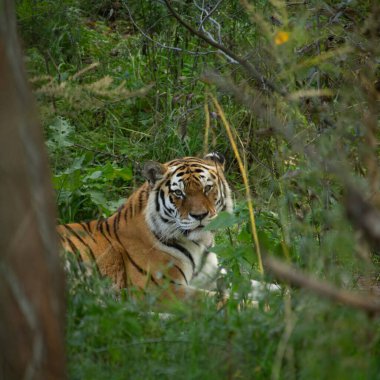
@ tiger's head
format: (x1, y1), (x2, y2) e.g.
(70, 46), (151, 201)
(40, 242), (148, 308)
(143, 153), (233, 242)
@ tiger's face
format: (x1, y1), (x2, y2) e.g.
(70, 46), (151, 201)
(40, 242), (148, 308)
(144, 153), (233, 241)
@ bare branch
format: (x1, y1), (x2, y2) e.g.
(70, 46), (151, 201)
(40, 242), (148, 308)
(263, 256), (380, 316)
(193, 0), (236, 63)
(163, 0), (286, 96)
(198, 0), (223, 29)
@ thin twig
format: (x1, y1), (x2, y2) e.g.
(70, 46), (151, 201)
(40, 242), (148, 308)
(198, 0), (223, 29)
(124, 3), (217, 56)
(271, 290), (296, 380)
(72, 143), (127, 161)
(195, 3), (223, 48)
(93, 337), (226, 353)
(194, 0), (235, 62)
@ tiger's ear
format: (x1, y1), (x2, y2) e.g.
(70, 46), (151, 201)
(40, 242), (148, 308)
(142, 161), (166, 185)
(204, 152), (225, 169)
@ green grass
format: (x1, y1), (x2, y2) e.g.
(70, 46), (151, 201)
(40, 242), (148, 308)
(66, 263), (380, 380)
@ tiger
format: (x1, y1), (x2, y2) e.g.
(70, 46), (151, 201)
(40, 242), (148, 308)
(57, 152), (233, 302)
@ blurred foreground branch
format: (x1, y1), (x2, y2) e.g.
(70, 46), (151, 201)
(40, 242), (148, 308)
(264, 256), (380, 316)
(346, 187), (380, 252)
(0, 0), (66, 378)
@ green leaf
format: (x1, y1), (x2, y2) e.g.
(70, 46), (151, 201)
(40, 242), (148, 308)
(87, 170), (103, 180)
(88, 191), (107, 206)
(65, 155), (86, 173)
(47, 117), (74, 149)
(114, 166), (133, 181)
(53, 170), (82, 192)
(204, 211), (238, 230)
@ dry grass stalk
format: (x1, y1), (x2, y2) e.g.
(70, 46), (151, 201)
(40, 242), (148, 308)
(210, 94), (264, 274)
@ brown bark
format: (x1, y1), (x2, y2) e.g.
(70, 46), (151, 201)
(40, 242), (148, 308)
(0, 1), (66, 379)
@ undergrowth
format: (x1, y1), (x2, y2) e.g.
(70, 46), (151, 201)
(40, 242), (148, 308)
(66, 257), (380, 380)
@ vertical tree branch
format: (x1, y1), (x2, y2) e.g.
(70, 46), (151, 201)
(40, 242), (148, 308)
(0, 1), (66, 379)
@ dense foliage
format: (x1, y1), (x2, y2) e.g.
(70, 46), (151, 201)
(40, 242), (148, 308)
(17, 0), (380, 378)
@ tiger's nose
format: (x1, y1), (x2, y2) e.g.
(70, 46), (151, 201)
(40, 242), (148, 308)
(189, 212), (208, 221)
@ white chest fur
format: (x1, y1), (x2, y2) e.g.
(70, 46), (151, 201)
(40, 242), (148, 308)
(178, 231), (219, 290)
(154, 230), (219, 290)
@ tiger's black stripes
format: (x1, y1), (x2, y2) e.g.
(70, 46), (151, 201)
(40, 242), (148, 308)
(160, 215), (171, 224)
(65, 236), (92, 277)
(65, 237), (81, 261)
(98, 221), (114, 248)
(163, 209), (173, 219)
(92, 213), (129, 285)
(97, 221), (107, 240)
(138, 190), (146, 212)
(161, 190), (176, 215)
(150, 231), (190, 284)
(123, 245), (159, 287)
(86, 221), (93, 233)
(174, 265), (188, 285)
(115, 245), (129, 287)
(164, 241), (196, 273)
(123, 204), (129, 223)
(104, 219), (112, 238)
(162, 274), (182, 286)
(113, 213), (120, 243)
(173, 163), (214, 173)
(79, 222), (90, 234)
(63, 227), (101, 276)
(81, 222), (96, 243)
(63, 224), (97, 261)
(64, 224), (101, 276)
(100, 219), (113, 241)
(115, 208), (121, 230)
(155, 190), (160, 212)
(159, 189), (166, 208)
(111, 223), (157, 285)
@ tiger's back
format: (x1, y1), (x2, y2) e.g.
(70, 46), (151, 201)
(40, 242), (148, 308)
(58, 153), (233, 300)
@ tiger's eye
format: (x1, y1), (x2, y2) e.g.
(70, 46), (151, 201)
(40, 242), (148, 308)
(173, 189), (183, 197)
(204, 185), (213, 193)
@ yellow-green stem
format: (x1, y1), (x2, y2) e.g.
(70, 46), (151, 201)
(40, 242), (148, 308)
(203, 96), (210, 155)
(210, 95), (264, 274)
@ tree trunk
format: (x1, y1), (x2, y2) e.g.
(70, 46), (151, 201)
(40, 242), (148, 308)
(0, 1), (66, 379)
